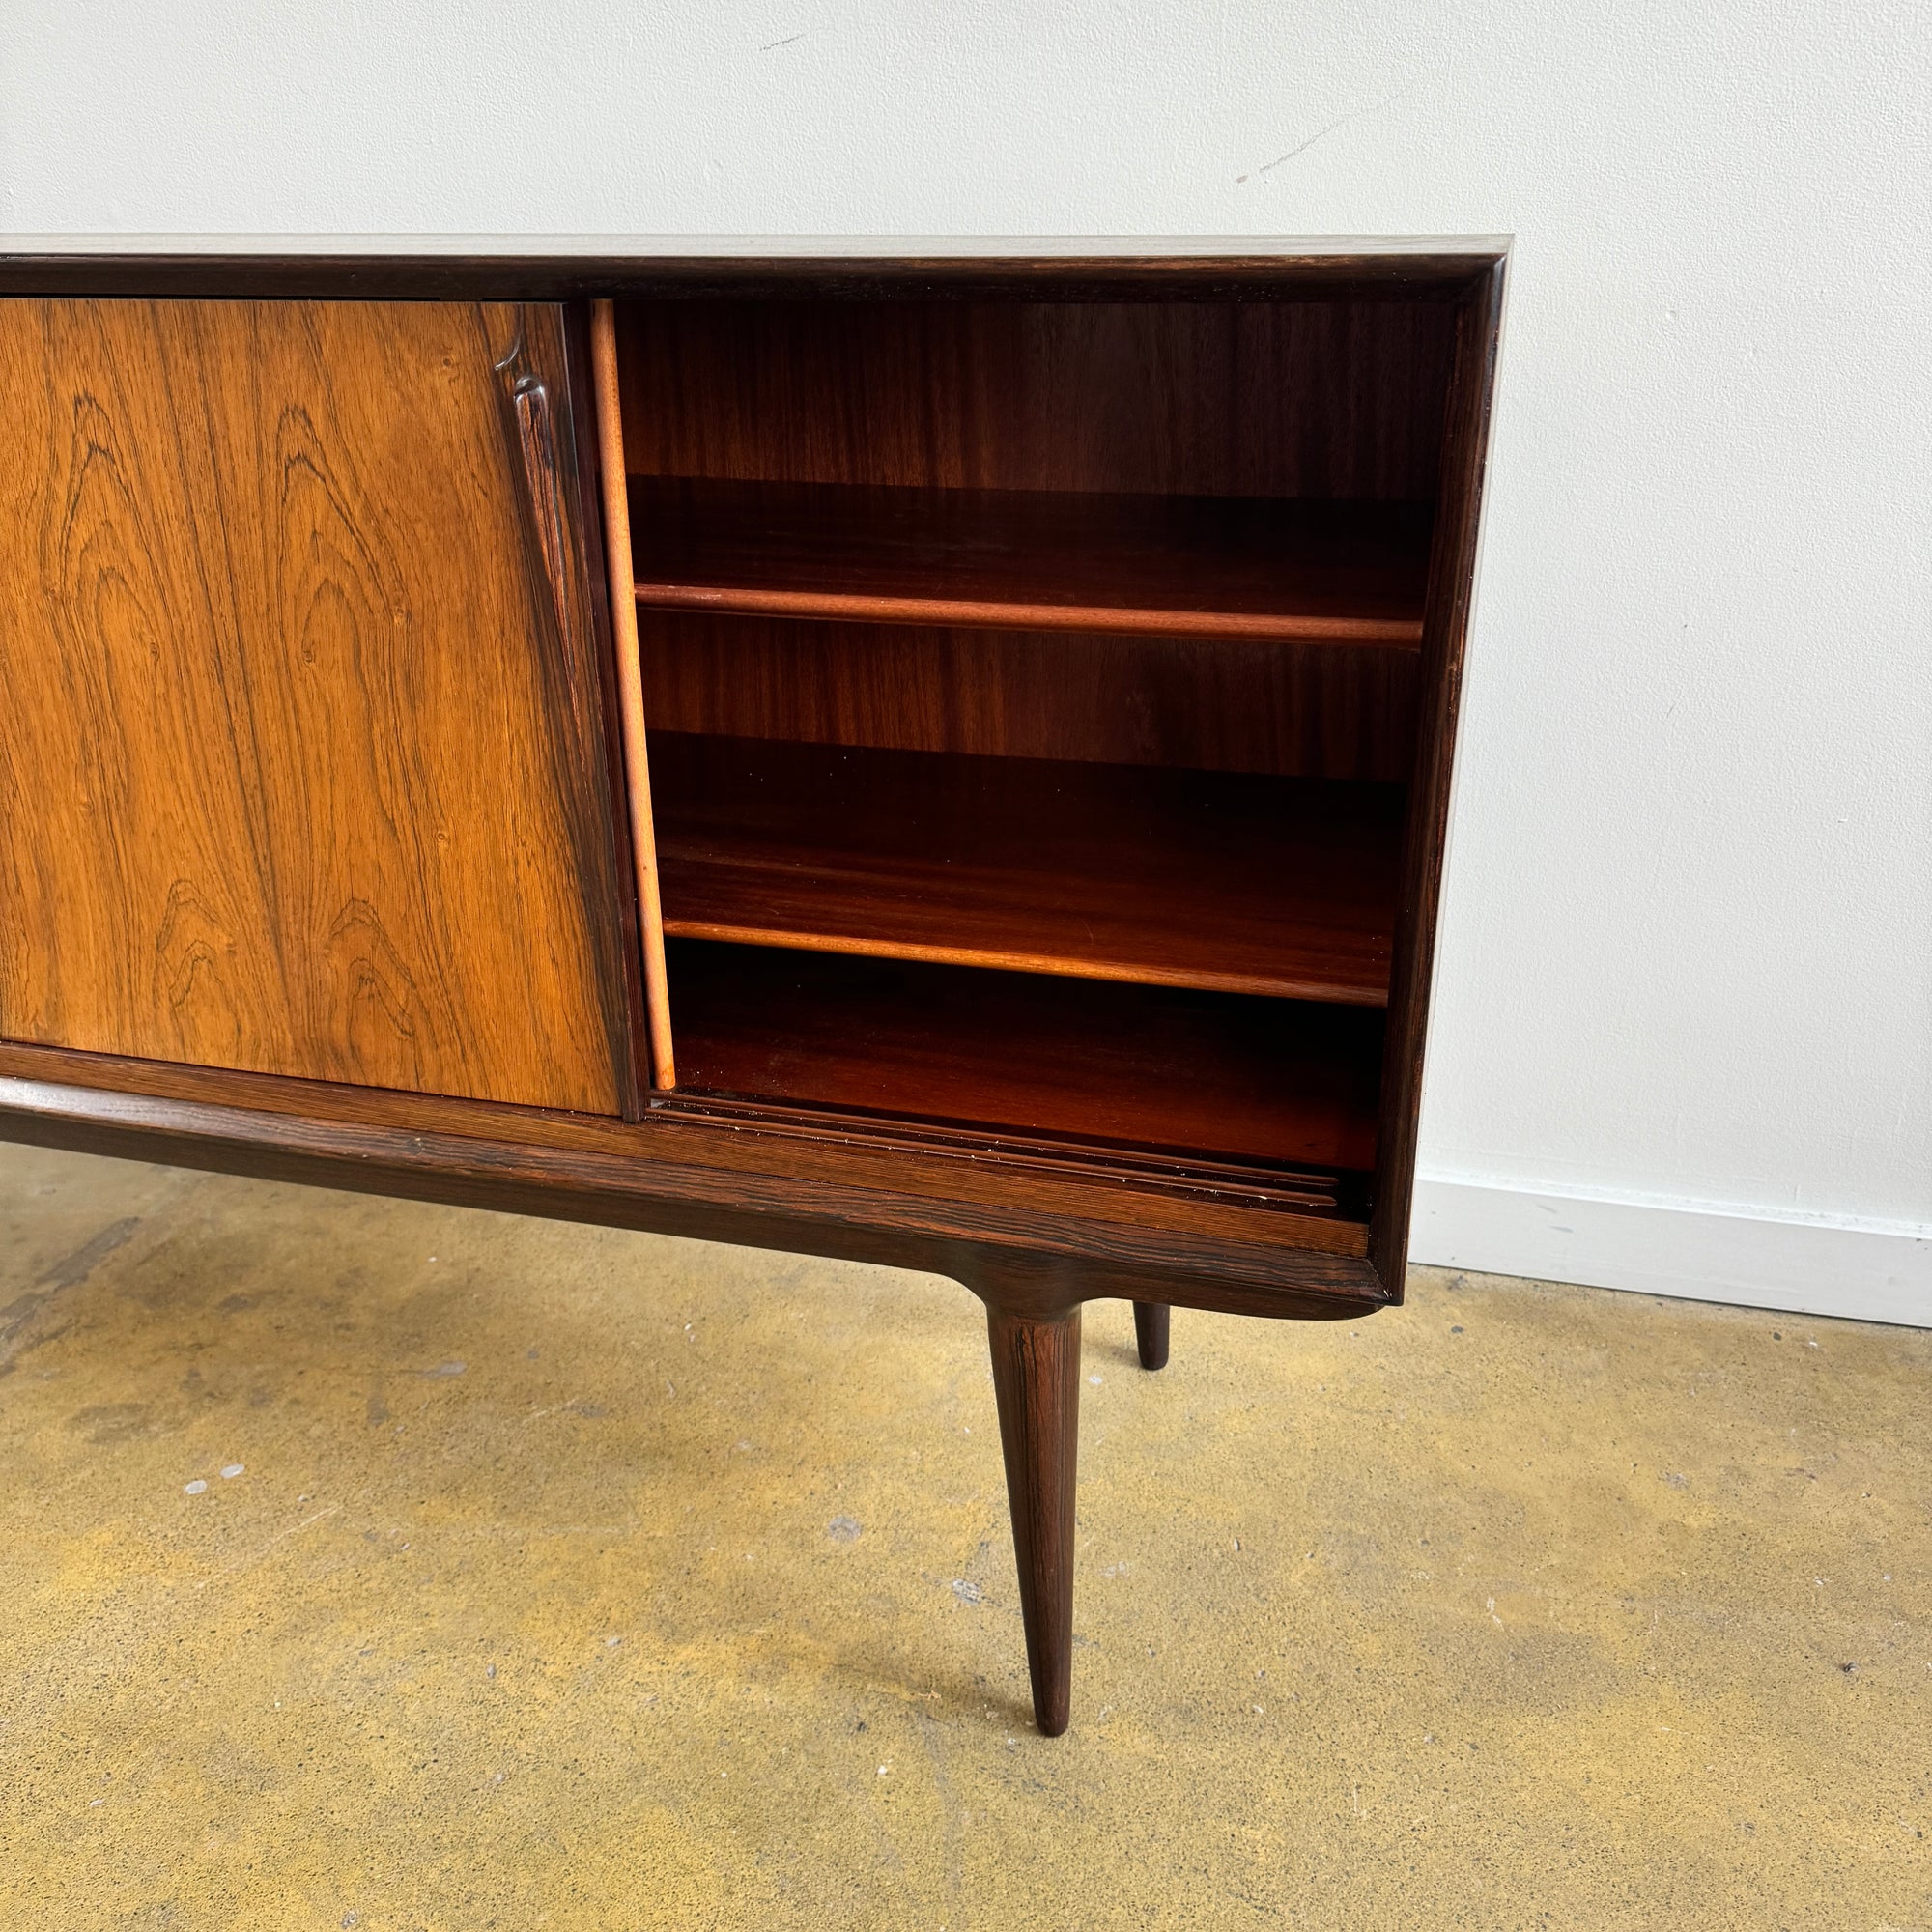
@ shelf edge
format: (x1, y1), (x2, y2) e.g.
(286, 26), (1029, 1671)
(634, 582), (1425, 646)
(659, 918), (1392, 1007)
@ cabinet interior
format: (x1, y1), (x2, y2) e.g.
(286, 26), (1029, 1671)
(603, 293), (1460, 1221)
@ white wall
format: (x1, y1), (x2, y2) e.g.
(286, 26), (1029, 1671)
(4, 2), (1928, 1321)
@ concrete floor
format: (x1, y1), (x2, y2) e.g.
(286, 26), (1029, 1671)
(0, 1143), (1925, 1928)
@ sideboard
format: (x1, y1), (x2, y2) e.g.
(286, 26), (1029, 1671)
(0, 244), (1505, 1734)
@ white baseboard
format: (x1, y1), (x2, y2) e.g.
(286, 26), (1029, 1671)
(1409, 1177), (1932, 1328)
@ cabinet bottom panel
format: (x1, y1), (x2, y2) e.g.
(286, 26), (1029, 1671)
(665, 938), (1382, 1172)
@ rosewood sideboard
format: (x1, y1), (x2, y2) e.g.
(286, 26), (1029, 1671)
(0, 244), (1504, 1735)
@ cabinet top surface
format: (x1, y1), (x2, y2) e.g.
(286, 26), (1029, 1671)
(0, 231), (1511, 256)
(0, 235), (1508, 299)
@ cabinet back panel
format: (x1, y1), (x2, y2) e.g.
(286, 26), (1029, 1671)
(615, 299), (1455, 501)
(0, 298), (632, 1112)
(639, 612), (1419, 782)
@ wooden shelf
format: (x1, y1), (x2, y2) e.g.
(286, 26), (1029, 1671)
(666, 939), (1384, 1171)
(628, 477), (1431, 645)
(651, 735), (1404, 1005)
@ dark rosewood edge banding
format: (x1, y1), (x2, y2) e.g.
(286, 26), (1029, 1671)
(0, 248), (1508, 304)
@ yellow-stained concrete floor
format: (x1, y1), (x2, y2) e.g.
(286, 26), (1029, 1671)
(0, 1143), (1926, 1929)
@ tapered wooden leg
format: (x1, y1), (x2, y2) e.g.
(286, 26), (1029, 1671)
(986, 1303), (1081, 1736)
(1132, 1301), (1170, 1371)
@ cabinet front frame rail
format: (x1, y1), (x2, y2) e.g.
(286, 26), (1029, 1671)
(0, 1040), (1389, 1319)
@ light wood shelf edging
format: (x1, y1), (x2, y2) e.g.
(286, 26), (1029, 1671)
(624, 477), (1430, 647)
(633, 583), (1423, 645)
(590, 299), (677, 1090)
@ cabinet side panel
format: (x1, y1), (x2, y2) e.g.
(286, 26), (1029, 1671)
(0, 298), (628, 1114)
(1370, 266), (1507, 1293)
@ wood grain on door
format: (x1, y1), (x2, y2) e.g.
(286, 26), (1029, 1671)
(0, 298), (635, 1113)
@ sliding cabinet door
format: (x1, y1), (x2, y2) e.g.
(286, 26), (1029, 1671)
(0, 298), (637, 1113)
